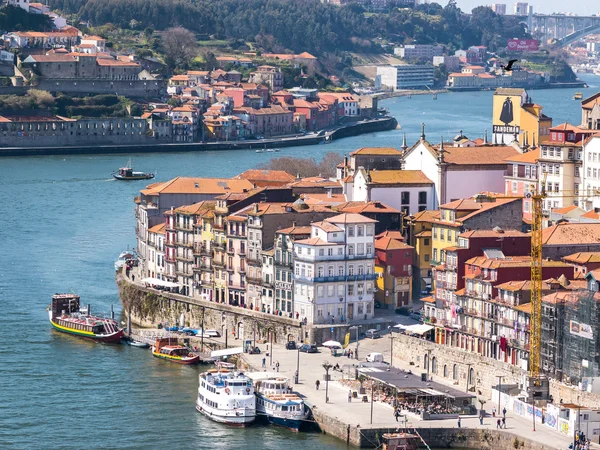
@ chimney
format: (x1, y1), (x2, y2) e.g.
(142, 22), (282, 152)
(253, 203), (259, 213)
(401, 132), (408, 151)
(484, 129), (488, 144)
(327, 189), (332, 198)
(420, 123), (426, 141)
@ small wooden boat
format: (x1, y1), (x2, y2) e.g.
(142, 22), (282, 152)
(48, 294), (123, 343)
(382, 432), (422, 450)
(125, 339), (150, 348)
(152, 338), (199, 364)
(255, 149), (265, 153)
(112, 159), (155, 180)
(573, 92), (583, 100)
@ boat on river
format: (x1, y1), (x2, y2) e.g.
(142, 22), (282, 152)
(48, 294), (124, 343)
(152, 338), (200, 364)
(382, 432), (422, 450)
(114, 250), (134, 271)
(196, 370), (256, 426)
(573, 92), (583, 100)
(112, 160), (155, 180)
(248, 372), (310, 431)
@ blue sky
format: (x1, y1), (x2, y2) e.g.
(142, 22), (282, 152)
(456, 0), (598, 16)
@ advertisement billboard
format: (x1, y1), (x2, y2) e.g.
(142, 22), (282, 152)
(569, 320), (593, 340)
(507, 39), (539, 52)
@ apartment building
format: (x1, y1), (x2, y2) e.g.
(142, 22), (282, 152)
(376, 65), (435, 90)
(375, 233), (414, 308)
(146, 223), (166, 280)
(581, 135), (600, 211)
(504, 148), (539, 223)
(293, 213), (378, 324)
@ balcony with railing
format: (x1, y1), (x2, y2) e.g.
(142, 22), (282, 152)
(212, 222), (225, 231)
(176, 253), (194, 262)
(176, 239), (193, 248)
(294, 253), (345, 263)
(228, 281), (246, 290)
(212, 259), (225, 268)
(213, 241), (225, 251)
(239, 266), (247, 274)
(226, 265), (235, 272)
(246, 275), (263, 285)
(227, 247), (235, 255)
(175, 222), (194, 231)
(165, 255), (176, 263)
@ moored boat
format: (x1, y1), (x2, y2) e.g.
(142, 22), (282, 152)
(152, 338), (199, 364)
(112, 160), (155, 180)
(114, 250), (134, 271)
(248, 372), (310, 431)
(382, 432), (422, 450)
(124, 339), (150, 348)
(48, 294), (123, 343)
(196, 370), (256, 426)
(573, 92), (583, 100)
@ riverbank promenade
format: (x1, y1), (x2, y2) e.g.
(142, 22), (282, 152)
(241, 339), (597, 450)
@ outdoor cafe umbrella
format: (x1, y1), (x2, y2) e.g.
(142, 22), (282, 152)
(322, 340), (343, 348)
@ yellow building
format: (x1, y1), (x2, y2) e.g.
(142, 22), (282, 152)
(492, 87), (552, 146)
(405, 210), (439, 292)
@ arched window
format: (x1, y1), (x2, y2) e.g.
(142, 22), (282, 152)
(431, 357), (438, 374)
(423, 353), (429, 371)
(469, 368), (475, 387)
(453, 364), (458, 380)
(443, 364), (448, 378)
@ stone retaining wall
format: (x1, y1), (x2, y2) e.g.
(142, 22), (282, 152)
(392, 332), (524, 398)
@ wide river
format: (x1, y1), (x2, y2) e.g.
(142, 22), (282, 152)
(0, 74), (598, 449)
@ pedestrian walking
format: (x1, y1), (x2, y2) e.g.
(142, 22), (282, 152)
(315, 379), (320, 390)
(262, 357), (266, 368)
(394, 407), (400, 422)
(457, 416), (461, 428)
(496, 419), (501, 429)
(492, 407), (496, 417)
(276, 361), (280, 372)
(479, 413), (484, 425)
(502, 407), (507, 418)
(502, 417), (506, 429)
(348, 390), (352, 403)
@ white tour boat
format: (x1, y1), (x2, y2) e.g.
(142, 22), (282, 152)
(196, 370), (256, 426)
(248, 372), (310, 432)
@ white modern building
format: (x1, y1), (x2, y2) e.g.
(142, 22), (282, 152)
(352, 167), (436, 215)
(582, 134), (600, 211)
(394, 45), (443, 61)
(146, 223), (166, 280)
(376, 64), (435, 91)
(293, 213), (378, 325)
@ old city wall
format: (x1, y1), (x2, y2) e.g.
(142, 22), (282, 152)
(392, 332), (524, 399)
(118, 277), (303, 344)
(0, 79), (166, 98)
(392, 332), (600, 410)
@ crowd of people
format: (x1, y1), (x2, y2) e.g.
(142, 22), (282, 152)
(569, 431), (591, 450)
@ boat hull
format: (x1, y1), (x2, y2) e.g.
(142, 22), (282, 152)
(196, 403), (255, 426)
(112, 174), (155, 181)
(50, 319), (124, 343)
(265, 414), (305, 432)
(152, 350), (199, 364)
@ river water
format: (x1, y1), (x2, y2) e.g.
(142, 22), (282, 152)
(0, 74), (597, 449)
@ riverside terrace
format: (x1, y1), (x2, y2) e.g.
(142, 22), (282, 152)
(356, 364), (477, 418)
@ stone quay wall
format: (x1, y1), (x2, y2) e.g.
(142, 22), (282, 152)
(392, 332), (600, 410)
(0, 79), (167, 98)
(118, 276), (302, 344)
(118, 275), (397, 346)
(391, 332), (524, 398)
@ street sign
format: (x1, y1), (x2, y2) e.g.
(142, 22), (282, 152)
(331, 327), (334, 332)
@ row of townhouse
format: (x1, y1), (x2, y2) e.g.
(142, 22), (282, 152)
(135, 171), (411, 324)
(504, 123), (600, 219)
(424, 216), (600, 383)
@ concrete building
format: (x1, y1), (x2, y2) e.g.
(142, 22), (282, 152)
(22, 53), (141, 80)
(248, 65), (283, 92)
(272, 226), (312, 317)
(393, 45), (443, 61)
(375, 233), (414, 309)
(403, 130), (520, 206)
(513, 2), (528, 15)
(542, 222), (600, 260)
(491, 3), (506, 14)
(293, 213), (378, 324)
(581, 92), (600, 130)
(146, 223), (166, 280)
(430, 196), (524, 266)
(581, 135), (600, 211)
(432, 55), (460, 72)
(405, 209), (439, 291)
(504, 148), (539, 224)
(351, 168), (436, 216)
(376, 65), (435, 90)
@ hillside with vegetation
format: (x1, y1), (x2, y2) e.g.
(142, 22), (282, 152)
(0, 5), (54, 31)
(47, 0), (528, 55)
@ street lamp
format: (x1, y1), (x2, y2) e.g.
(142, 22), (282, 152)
(295, 347), (300, 384)
(322, 361), (332, 403)
(388, 326), (394, 368)
(496, 375), (504, 414)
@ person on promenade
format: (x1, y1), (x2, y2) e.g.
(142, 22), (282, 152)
(501, 417), (506, 429)
(394, 407), (400, 422)
(262, 357), (266, 369)
(315, 379), (320, 390)
(496, 419), (501, 429)
(275, 361), (280, 372)
(479, 412), (484, 425)
(457, 416), (461, 428)
(502, 407), (507, 418)
(348, 390), (352, 403)
(492, 407), (496, 417)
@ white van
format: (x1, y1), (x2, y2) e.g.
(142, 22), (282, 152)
(366, 352), (384, 363)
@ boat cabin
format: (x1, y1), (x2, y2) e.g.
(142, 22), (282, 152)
(158, 346), (190, 357)
(51, 294), (80, 316)
(382, 433), (420, 450)
(118, 167), (134, 177)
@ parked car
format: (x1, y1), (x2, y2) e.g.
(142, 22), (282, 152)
(365, 329), (381, 339)
(394, 307), (410, 316)
(298, 344), (319, 353)
(366, 352), (384, 363)
(409, 311), (422, 322)
(285, 341), (297, 350)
